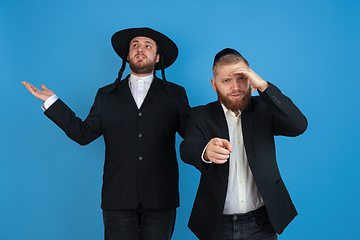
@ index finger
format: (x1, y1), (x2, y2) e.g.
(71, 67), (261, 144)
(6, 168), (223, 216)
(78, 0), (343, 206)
(222, 140), (233, 153)
(213, 145), (231, 155)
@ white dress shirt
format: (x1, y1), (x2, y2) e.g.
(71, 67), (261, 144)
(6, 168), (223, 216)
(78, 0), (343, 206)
(42, 74), (154, 111)
(211, 104), (264, 214)
(128, 74), (153, 109)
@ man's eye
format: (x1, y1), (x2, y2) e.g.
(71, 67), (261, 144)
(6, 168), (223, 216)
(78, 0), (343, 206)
(146, 45), (151, 48)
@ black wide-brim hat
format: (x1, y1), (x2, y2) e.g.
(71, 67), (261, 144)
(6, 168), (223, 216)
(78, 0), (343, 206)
(111, 27), (178, 70)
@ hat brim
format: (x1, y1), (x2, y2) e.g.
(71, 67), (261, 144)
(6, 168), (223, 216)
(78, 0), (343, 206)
(111, 27), (178, 70)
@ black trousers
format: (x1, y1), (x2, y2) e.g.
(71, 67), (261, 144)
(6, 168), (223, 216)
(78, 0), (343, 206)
(210, 206), (277, 240)
(103, 205), (176, 240)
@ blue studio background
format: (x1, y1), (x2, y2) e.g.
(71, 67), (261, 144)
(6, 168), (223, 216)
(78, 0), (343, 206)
(1, 0), (359, 239)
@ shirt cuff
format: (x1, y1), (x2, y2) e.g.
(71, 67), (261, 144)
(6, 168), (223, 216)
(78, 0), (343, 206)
(41, 94), (58, 111)
(201, 142), (212, 163)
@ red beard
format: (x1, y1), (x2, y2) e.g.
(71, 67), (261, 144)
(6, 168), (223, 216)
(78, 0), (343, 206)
(217, 87), (251, 112)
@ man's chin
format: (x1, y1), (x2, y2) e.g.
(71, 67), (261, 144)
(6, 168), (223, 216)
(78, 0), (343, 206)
(130, 63), (155, 75)
(221, 96), (250, 112)
(229, 96), (243, 101)
(133, 62), (146, 68)
(228, 97), (242, 104)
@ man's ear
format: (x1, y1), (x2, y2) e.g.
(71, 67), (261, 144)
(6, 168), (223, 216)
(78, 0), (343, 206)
(211, 78), (217, 92)
(156, 54), (160, 63)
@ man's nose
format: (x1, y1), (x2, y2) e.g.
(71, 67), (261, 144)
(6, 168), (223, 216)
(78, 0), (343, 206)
(231, 80), (239, 90)
(137, 45), (144, 52)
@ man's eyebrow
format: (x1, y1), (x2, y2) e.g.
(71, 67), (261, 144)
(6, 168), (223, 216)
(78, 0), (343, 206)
(145, 40), (154, 45)
(130, 40), (155, 46)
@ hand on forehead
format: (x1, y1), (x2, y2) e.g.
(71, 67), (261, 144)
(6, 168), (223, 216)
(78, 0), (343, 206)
(229, 67), (250, 77)
(216, 62), (249, 78)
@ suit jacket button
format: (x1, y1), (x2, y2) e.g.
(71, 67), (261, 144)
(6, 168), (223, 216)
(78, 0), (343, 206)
(139, 156), (143, 160)
(139, 134), (143, 138)
(138, 112), (142, 116)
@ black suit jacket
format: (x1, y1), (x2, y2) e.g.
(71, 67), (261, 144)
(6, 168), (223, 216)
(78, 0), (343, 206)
(45, 75), (190, 210)
(180, 83), (307, 240)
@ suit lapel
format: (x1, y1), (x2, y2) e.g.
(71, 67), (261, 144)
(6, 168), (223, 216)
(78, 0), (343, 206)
(117, 76), (137, 109)
(116, 76), (165, 109)
(214, 101), (230, 175)
(141, 77), (164, 108)
(214, 101), (230, 141)
(241, 100), (258, 167)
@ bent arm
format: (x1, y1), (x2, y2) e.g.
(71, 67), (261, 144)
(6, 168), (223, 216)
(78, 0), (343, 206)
(259, 83), (308, 136)
(22, 81), (103, 145)
(44, 91), (103, 146)
(177, 88), (190, 139)
(180, 108), (214, 172)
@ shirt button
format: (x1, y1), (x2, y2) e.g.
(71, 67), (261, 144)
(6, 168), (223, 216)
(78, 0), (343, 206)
(138, 112), (142, 116)
(138, 134), (143, 138)
(241, 200), (244, 203)
(237, 141), (240, 144)
(139, 156), (143, 160)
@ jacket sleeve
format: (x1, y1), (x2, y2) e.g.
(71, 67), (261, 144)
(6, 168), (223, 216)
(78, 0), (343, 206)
(180, 107), (211, 172)
(176, 87), (191, 139)
(44, 90), (103, 145)
(259, 83), (308, 137)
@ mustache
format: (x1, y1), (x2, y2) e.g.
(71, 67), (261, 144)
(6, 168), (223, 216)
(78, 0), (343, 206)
(228, 90), (245, 95)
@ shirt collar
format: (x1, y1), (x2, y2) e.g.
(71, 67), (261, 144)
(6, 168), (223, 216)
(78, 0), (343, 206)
(129, 74), (154, 86)
(220, 102), (242, 118)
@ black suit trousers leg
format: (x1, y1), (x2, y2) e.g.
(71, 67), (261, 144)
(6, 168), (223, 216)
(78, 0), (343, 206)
(103, 205), (176, 240)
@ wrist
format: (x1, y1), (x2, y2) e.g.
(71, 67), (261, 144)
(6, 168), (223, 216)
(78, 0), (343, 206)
(258, 81), (269, 92)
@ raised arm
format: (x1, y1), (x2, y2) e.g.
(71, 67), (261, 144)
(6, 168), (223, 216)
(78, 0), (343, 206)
(21, 81), (103, 146)
(229, 68), (307, 136)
